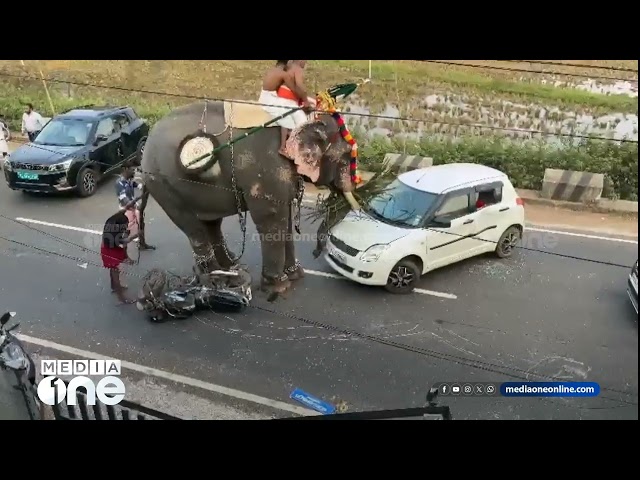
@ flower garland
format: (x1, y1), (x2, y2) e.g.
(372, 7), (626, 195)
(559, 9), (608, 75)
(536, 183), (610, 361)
(315, 91), (362, 185)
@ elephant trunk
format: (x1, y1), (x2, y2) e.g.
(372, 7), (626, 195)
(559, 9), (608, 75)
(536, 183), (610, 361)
(343, 191), (361, 211)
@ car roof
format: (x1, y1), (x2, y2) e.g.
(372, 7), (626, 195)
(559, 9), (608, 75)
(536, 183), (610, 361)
(55, 106), (130, 121)
(398, 163), (508, 194)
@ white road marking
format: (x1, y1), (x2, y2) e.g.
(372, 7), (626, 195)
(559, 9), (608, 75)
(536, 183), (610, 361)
(15, 217), (101, 235)
(303, 269), (458, 299)
(13, 217), (459, 300)
(17, 333), (318, 417)
(526, 226), (638, 244)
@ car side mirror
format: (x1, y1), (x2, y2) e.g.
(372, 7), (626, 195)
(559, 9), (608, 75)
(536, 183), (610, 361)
(94, 134), (108, 145)
(428, 218), (451, 229)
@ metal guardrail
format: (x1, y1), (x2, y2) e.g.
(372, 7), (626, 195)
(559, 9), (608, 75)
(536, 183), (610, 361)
(50, 384), (182, 421)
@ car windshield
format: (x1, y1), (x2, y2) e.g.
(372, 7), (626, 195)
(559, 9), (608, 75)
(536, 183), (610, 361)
(33, 118), (94, 147)
(366, 178), (439, 227)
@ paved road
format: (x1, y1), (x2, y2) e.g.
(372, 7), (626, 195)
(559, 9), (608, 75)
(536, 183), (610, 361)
(0, 171), (637, 420)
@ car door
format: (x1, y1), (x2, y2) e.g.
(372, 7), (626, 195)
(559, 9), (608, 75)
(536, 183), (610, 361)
(471, 181), (505, 252)
(91, 117), (121, 174)
(112, 112), (137, 160)
(423, 188), (477, 270)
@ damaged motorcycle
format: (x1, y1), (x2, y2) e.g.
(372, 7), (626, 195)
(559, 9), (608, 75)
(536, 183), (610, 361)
(136, 268), (253, 322)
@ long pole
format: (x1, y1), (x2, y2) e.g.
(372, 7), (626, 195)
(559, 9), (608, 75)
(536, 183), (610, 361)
(20, 60), (56, 116)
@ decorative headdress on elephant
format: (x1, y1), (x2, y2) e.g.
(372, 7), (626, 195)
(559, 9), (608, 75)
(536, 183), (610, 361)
(287, 82), (363, 187)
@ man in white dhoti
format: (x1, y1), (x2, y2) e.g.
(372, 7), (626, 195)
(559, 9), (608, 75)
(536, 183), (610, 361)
(259, 60), (315, 158)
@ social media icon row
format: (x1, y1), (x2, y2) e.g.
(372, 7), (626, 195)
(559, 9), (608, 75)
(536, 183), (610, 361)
(438, 383), (496, 396)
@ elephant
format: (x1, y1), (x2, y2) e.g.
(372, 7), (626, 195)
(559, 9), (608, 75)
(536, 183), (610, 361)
(140, 100), (361, 298)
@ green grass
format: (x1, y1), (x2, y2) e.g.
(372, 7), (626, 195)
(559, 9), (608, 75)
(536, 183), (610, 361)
(0, 60), (637, 119)
(1, 66), (636, 201)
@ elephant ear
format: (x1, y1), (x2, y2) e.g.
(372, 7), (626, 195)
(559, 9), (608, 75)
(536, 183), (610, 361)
(285, 121), (330, 183)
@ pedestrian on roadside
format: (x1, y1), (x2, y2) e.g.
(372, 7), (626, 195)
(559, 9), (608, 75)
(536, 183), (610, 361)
(21, 103), (45, 142)
(116, 159), (155, 251)
(0, 115), (9, 160)
(101, 211), (137, 304)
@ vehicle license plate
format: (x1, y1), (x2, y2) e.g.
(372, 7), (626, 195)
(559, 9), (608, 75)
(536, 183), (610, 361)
(17, 171), (39, 181)
(330, 248), (346, 264)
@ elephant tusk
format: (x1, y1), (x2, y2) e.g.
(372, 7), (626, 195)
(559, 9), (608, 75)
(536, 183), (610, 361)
(343, 191), (361, 211)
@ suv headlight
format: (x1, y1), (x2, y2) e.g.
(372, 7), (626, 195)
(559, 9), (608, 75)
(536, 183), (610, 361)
(360, 244), (390, 262)
(49, 159), (73, 172)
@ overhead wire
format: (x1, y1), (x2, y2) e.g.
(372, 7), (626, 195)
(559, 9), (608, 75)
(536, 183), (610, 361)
(2, 62), (637, 410)
(418, 60), (638, 83)
(0, 229), (635, 407)
(0, 71), (637, 144)
(502, 60), (638, 74)
(6, 139), (636, 270)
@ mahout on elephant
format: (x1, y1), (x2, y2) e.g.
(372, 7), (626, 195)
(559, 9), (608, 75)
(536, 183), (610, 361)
(139, 90), (362, 303)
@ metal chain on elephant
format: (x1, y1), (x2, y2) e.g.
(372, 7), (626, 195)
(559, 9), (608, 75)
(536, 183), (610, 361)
(293, 175), (305, 235)
(226, 103), (248, 263)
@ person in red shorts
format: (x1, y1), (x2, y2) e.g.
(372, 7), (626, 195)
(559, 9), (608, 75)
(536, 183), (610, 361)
(101, 211), (138, 304)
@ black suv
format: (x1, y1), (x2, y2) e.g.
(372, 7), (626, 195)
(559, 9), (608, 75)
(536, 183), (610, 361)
(3, 106), (148, 197)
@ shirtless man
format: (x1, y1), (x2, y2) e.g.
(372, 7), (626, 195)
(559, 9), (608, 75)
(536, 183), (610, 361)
(259, 60), (315, 158)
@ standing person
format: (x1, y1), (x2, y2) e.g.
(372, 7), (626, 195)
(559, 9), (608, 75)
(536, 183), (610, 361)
(0, 115), (9, 161)
(116, 160), (155, 250)
(101, 211), (137, 304)
(259, 60), (315, 158)
(21, 103), (44, 142)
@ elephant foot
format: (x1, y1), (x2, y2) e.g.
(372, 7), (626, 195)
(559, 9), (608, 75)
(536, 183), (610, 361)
(285, 262), (305, 281)
(261, 273), (291, 301)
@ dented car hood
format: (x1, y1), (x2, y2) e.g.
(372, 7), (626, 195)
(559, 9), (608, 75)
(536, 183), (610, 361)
(329, 210), (411, 251)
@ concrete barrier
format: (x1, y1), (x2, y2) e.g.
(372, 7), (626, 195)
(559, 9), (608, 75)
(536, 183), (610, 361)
(541, 168), (604, 203)
(382, 153), (433, 173)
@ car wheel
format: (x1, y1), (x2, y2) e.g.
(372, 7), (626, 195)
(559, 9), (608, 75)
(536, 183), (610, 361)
(76, 167), (99, 197)
(495, 225), (521, 258)
(385, 258), (421, 294)
(136, 137), (147, 164)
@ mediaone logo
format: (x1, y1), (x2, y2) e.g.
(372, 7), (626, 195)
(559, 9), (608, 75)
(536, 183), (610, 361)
(37, 359), (126, 406)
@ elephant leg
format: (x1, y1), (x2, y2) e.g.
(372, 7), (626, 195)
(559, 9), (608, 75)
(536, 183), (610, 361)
(146, 183), (220, 279)
(246, 199), (290, 297)
(137, 186), (156, 250)
(284, 205), (304, 281)
(202, 218), (236, 270)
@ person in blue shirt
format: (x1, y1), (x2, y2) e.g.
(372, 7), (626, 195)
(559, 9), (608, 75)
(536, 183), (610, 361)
(116, 160), (155, 250)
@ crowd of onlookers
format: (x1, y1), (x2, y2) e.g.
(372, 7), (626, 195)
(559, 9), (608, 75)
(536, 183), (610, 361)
(0, 103), (46, 160)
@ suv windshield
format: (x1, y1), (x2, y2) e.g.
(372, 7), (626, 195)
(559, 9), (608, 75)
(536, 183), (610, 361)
(367, 178), (439, 227)
(33, 118), (94, 147)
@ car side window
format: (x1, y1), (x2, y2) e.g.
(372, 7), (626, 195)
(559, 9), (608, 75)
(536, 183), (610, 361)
(96, 118), (116, 138)
(475, 183), (503, 209)
(434, 193), (471, 221)
(113, 114), (130, 132)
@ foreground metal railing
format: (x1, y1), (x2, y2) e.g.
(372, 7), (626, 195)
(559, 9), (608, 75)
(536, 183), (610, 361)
(50, 384), (182, 421)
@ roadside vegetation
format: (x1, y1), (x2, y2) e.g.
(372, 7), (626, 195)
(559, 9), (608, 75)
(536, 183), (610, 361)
(0, 60), (637, 200)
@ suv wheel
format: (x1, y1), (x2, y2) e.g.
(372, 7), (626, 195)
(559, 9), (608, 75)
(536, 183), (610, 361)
(385, 258), (421, 294)
(76, 167), (99, 197)
(495, 226), (521, 258)
(136, 137), (147, 164)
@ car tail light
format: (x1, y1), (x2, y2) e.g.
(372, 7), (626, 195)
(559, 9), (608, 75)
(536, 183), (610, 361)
(516, 197), (524, 206)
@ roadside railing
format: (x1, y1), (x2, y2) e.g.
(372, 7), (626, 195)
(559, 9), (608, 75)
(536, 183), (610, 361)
(50, 382), (182, 421)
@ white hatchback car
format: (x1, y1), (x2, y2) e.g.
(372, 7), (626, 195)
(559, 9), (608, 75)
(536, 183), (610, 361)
(325, 163), (526, 293)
